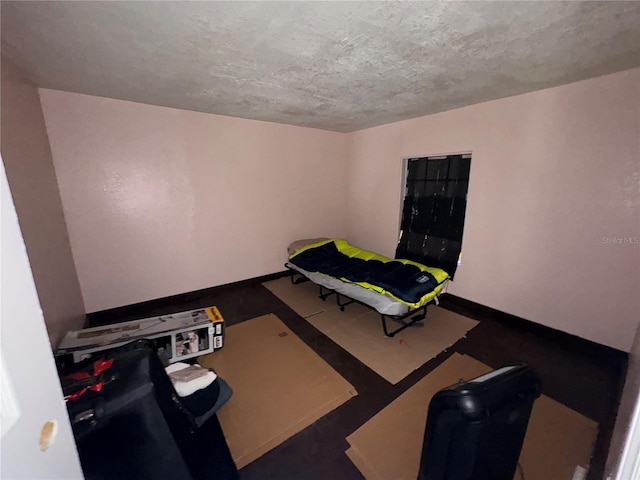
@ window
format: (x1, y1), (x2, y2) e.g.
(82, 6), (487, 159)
(396, 153), (471, 278)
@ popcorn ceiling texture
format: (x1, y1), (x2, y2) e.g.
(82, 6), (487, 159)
(2, 1), (639, 132)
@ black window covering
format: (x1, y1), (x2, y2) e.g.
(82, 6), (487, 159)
(395, 154), (471, 278)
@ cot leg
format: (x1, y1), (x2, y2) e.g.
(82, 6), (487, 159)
(318, 285), (335, 301)
(380, 305), (428, 337)
(410, 305), (427, 322)
(336, 293), (355, 312)
(289, 271), (309, 285)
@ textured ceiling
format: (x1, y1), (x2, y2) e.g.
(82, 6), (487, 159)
(2, 1), (640, 132)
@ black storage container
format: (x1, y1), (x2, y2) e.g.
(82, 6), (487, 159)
(62, 340), (237, 480)
(418, 363), (541, 480)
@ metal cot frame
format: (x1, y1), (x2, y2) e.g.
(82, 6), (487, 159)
(286, 265), (433, 338)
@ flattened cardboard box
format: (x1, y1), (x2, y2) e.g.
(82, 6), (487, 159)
(199, 314), (357, 469)
(345, 353), (598, 480)
(263, 276), (478, 384)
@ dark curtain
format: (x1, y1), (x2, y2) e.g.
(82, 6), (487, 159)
(395, 154), (471, 278)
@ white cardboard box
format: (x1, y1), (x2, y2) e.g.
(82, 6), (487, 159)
(57, 306), (225, 363)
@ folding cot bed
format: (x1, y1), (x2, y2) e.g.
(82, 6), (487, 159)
(285, 238), (450, 337)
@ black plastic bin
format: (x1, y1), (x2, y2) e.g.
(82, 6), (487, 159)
(418, 363), (541, 480)
(63, 340), (238, 480)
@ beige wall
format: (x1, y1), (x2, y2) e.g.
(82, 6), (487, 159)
(39, 90), (349, 313)
(1, 59), (85, 347)
(346, 68), (640, 352)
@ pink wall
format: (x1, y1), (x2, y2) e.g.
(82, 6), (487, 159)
(346, 68), (640, 352)
(38, 69), (638, 350)
(1, 59), (86, 347)
(39, 90), (349, 313)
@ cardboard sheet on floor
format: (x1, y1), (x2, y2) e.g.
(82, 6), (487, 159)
(198, 314), (357, 469)
(263, 277), (478, 384)
(345, 353), (598, 480)
(263, 277), (327, 318)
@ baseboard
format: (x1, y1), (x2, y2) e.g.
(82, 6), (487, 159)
(439, 293), (628, 359)
(86, 273), (628, 364)
(85, 270), (290, 327)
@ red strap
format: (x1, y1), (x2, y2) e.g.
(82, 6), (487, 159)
(65, 382), (104, 402)
(89, 382), (104, 393)
(93, 358), (114, 376)
(65, 358), (113, 402)
(66, 387), (88, 401)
